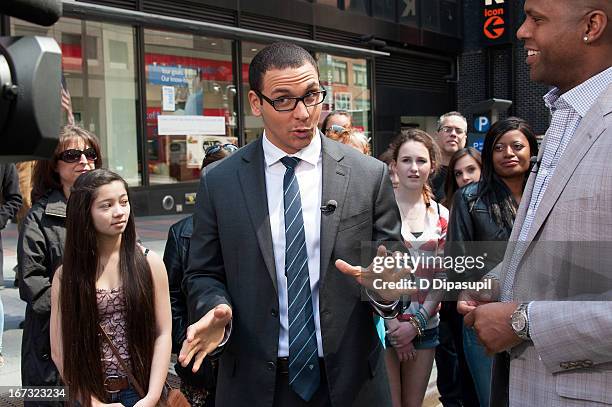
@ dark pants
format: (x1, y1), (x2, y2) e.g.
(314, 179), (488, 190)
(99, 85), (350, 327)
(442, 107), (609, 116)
(436, 302), (479, 407)
(273, 359), (331, 407)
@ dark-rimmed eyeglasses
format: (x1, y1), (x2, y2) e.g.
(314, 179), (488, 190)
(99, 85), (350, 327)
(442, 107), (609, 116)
(205, 143), (239, 157)
(58, 148), (98, 163)
(255, 89), (326, 112)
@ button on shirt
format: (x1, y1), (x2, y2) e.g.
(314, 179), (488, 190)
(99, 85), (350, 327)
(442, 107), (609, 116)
(501, 67), (612, 301)
(262, 132), (324, 357)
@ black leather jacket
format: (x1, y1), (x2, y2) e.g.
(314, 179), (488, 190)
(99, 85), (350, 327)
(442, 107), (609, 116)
(18, 189), (64, 400)
(446, 182), (513, 282)
(163, 215), (217, 389)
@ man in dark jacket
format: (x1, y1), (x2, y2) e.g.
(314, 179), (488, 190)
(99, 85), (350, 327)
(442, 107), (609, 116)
(163, 143), (238, 407)
(0, 163), (23, 285)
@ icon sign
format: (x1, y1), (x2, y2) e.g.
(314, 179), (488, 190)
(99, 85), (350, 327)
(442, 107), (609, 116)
(484, 15), (505, 39)
(474, 116), (490, 132)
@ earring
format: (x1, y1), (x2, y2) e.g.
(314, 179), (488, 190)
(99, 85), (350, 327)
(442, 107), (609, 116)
(583, 35), (589, 42)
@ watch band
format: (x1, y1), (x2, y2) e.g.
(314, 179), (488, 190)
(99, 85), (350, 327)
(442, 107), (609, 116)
(511, 302), (530, 340)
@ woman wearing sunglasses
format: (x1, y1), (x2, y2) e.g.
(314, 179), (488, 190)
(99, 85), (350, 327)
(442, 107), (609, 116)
(18, 125), (102, 395)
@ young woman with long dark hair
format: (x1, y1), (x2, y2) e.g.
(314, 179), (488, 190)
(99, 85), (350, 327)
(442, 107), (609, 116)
(18, 125), (102, 395)
(448, 117), (538, 407)
(443, 147), (482, 210)
(50, 169), (171, 407)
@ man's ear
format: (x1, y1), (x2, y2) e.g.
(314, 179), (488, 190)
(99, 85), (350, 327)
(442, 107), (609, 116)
(583, 9), (608, 43)
(248, 90), (263, 117)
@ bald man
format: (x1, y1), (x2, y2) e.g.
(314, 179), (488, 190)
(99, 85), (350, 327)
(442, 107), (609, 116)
(458, 0), (612, 405)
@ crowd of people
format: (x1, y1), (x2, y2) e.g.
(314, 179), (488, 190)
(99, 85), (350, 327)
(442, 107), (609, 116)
(0, 0), (610, 406)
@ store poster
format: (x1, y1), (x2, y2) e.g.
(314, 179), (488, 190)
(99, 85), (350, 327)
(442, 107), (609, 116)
(162, 86), (176, 111)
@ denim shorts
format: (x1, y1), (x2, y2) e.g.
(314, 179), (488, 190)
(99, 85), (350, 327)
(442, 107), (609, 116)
(107, 386), (141, 407)
(385, 326), (440, 350)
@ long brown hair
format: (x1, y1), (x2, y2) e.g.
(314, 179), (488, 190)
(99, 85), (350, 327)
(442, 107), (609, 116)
(59, 169), (155, 406)
(388, 129), (440, 205)
(31, 125), (102, 202)
(443, 147), (482, 209)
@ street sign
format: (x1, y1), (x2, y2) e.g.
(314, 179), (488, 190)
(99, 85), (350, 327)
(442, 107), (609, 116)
(474, 116), (490, 133)
(484, 16), (505, 39)
(481, 0), (509, 45)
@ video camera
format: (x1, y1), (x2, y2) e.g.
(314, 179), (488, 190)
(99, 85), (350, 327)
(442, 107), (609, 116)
(0, 0), (63, 163)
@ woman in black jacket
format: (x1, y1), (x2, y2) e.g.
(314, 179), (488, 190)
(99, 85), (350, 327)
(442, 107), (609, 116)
(163, 143), (237, 407)
(18, 126), (102, 401)
(447, 117), (538, 407)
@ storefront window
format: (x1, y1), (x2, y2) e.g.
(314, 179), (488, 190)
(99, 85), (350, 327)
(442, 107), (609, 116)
(242, 42), (268, 144)
(332, 61), (348, 84)
(344, 0), (370, 15)
(399, 0), (419, 27)
(11, 18), (141, 185)
(318, 53), (371, 139)
(144, 30), (237, 184)
(353, 64), (367, 86)
(372, 0), (396, 21)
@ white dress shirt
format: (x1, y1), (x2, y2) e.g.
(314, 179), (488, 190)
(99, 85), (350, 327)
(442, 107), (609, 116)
(262, 132), (324, 357)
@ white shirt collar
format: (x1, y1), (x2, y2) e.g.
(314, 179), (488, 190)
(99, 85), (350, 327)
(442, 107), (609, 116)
(262, 130), (322, 168)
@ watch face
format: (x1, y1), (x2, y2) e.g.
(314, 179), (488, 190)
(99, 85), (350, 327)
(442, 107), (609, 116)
(512, 313), (526, 332)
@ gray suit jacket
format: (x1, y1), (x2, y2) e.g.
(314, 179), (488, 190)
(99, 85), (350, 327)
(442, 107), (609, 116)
(492, 83), (612, 406)
(184, 135), (401, 407)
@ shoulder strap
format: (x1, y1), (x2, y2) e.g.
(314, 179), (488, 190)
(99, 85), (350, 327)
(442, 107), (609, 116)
(97, 324), (146, 398)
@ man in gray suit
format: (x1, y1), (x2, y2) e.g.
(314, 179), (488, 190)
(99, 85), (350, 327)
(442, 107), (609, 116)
(180, 42), (405, 406)
(459, 0), (612, 405)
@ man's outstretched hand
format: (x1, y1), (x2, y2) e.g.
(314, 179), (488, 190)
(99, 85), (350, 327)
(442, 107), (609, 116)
(179, 304), (232, 373)
(335, 244), (415, 302)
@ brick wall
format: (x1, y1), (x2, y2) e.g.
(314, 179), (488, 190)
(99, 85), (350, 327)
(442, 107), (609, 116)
(458, 0), (549, 135)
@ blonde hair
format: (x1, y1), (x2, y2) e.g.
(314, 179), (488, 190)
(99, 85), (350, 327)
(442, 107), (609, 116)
(348, 131), (371, 155)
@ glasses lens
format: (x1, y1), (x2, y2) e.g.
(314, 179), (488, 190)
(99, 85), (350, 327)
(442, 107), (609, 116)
(83, 148), (98, 161)
(443, 126), (465, 135)
(59, 149), (81, 163)
(303, 91), (324, 107)
(273, 97), (296, 111)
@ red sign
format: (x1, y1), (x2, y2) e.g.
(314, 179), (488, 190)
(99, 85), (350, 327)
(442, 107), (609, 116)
(483, 15), (505, 39)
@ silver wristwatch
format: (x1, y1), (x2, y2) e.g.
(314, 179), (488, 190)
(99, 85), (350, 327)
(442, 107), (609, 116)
(510, 303), (530, 340)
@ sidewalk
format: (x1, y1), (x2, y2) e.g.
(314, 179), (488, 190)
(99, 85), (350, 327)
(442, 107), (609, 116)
(0, 215), (441, 406)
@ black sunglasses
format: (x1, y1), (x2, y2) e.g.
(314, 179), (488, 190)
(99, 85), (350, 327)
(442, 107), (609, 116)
(205, 143), (238, 157)
(58, 147), (98, 163)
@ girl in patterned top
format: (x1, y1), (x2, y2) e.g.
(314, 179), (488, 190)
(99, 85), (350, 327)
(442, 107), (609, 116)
(385, 129), (448, 407)
(50, 169), (171, 407)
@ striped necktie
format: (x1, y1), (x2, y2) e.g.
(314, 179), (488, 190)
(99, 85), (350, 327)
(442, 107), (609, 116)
(280, 156), (320, 401)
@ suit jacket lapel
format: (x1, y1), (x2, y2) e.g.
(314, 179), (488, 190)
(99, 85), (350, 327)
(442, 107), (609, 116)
(523, 103), (607, 245)
(238, 138), (278, 293)
(319, 137), (349, 281)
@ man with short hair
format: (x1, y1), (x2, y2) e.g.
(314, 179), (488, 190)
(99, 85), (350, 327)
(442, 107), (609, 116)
(428, 110), (475, 407)
(430, 111), (468, 201)
(181, 42), (402, 406)
(460, 0), (612, 405)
